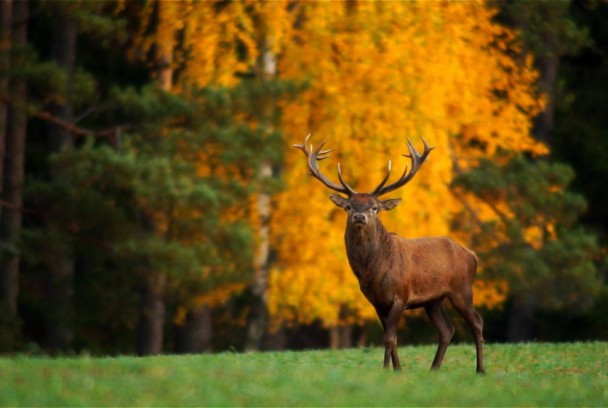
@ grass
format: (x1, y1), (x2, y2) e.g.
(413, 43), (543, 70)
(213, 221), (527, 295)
(0, 342), (606, 406)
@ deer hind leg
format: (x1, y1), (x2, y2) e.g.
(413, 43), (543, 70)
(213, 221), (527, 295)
(383, 298), (404, 371)
(448, 292), (486, 374)
(425, 301), (455, 371)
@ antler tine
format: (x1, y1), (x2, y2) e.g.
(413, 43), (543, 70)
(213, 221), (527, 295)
(373, 137), (434, 197)
(293, 134), (357, 196)
(337, 163), (357, 196)
(314, 139), (333, 161)
(371, 160), (392, 196)
(316, 148), (333, 160)
(292, 133), (312, 154)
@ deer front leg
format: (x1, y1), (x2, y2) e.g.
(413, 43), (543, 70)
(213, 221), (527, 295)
(373, 307), (391, 369)
(383, 297), (404, 371)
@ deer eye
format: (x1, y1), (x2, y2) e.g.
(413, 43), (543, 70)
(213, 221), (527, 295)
(372, 207), (378, 212)
(345, 205), (351, 211)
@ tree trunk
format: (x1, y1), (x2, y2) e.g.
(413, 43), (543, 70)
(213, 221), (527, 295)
(0, 0), (11, 210)
(46, 11), (76, 353)
(329, 326), (353, 349)
(245, 162), (272, 351)
(0, 0), (19, 352)
(245, 36), (277, 351)
(136, 273), (166, 356)
(47, 244), (75, 351)
(134, 0), (175, 355)
(533, 55), (558, 145)
(506, 295), (535, 342)
(135, 210), (166, 355)
(174, 306), (212, 354)
(263, 326), (287, 351)
(48, 14), (75, 152)
(329, 305), (353, 349)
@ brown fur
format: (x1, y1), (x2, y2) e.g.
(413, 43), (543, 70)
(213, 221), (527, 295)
(331, 193), (485, 374)
(294, 135), (485, 373)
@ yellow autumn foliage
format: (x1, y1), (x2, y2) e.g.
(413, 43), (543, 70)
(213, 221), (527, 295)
(136, 0), (545, 328)
(269, 1), (544, 327)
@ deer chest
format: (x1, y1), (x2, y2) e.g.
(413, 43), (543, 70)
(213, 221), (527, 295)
(357, 271), (398, 309)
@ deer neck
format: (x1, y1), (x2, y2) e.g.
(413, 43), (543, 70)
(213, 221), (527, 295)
(344, 219), (392, 280)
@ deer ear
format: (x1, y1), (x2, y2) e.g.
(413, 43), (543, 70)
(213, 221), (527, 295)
(329, 194), (349, 208)
(379, 198), (402, 211)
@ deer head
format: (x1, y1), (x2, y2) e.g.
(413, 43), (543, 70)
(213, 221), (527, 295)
(293, 134), (434, 229)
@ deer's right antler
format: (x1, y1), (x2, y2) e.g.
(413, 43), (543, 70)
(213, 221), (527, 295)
(372, 138), (434, 197)
(293, 134), (357, 197)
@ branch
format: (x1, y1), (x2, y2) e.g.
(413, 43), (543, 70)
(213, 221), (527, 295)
(1, 93), (135, 144)
(0, 199), (35, 214)
(0, 199), (21, 210)
(448, 141), (515, 226)
(30, 108), (93, 137)
(448, 144), (486, 231)
(450, 187), (485, 230)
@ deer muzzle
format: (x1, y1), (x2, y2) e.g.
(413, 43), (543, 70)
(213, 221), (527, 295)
(352, 213), (368, 225)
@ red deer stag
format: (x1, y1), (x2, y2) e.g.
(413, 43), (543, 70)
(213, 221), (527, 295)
(294, 134), (485, 374)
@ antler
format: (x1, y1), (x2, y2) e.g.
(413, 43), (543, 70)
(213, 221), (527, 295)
(372, 138), (435, 197)
(293, 134), (357, 196)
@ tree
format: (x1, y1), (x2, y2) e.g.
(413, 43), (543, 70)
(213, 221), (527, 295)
(113, 0), (252, 355)
(0, 0), (10, 204)
(242, 2), (295, 352)
(452, 156), (601, 340)
(131, 0), (299, 351)
(44, 5), (78, 353)
(494, 1), (606, 341)
(3, 0), (603, 353)
(269, 1), (543, 343)
(133, 0), (174, 356)
(540, 1), (608, 340)
(497, 0), (590, 145)
(1, 0), (116, 353)
(0, 0), (26, 351)
(554, 1), (608, 234)
(13, 0), (263, 354)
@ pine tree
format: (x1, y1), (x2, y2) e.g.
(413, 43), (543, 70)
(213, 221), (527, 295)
(0, 0), (26, 351)
(491, 1), (604, 341)
(452, 156), (601, 340)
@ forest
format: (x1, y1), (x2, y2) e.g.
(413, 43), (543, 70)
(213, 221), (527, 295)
(0, 0), (606, 356)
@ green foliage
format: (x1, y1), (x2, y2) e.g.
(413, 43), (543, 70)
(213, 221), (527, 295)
(8, 0), (301, 354)
(453, 156), (601, 310)
(0, 343), (606, 406)
(498, 1), (591, 58)
(553, 1), (608, 235)
(38, 0), (127, 43)
(4, 0), (605, 354)
(456, 156), (588, 230)
(22, 80), (266, 350)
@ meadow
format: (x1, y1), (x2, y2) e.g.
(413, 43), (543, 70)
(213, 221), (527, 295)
(0, 342), (606, 406)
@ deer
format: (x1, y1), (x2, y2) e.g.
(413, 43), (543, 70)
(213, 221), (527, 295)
(294, 134), (485, 374)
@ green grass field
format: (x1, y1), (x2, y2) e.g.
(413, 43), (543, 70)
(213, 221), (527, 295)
(0, 342), (606, 406)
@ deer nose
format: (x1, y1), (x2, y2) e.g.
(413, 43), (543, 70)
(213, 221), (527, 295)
(352, 213), (367, 225)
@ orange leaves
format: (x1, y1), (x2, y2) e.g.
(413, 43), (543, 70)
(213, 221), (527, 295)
(174, 282), (246, 325)
(137, 1), (545, 326)
(179, 1), (252, 86)
(474, 279), (508, 309)
(134, 0), (296, 88)
(269, 1), (545, 325)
